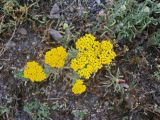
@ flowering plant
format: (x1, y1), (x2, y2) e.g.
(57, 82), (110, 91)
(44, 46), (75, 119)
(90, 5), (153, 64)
(23, 46), (67, 82)
(70, 34), (116, 79)
(22, 34), (116, 95)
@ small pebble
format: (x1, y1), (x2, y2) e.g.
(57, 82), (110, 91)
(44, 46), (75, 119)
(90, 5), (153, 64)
(18, 28), (27, 35)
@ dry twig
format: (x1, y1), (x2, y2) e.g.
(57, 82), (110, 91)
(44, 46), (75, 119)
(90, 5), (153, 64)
(0, 22), (17, 57)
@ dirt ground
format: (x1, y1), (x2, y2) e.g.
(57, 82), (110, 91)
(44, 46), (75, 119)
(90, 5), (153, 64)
(0, 0), (160, 120)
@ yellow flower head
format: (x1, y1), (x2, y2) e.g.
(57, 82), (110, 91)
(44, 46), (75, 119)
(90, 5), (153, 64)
(101, 40), (113, 51)
(70, 34), (116, 79)
(76, 34), (96, 51)
(45, 46), (68, 68)
(23, 61), (46, 82)
(72, 79), (86, 94)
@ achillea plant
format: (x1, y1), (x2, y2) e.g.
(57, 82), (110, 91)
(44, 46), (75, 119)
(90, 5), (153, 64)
(23, 61), (46, 82)
(22, 34), (116, 95)
(72, 79), (86, 94)
(70, 34), (116, 79)
(45, 46), (68, 68)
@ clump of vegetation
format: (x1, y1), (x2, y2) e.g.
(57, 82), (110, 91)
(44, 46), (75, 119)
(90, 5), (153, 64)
(0, 0), (49, 35)
(105, 68), (125, 94)
(0, 106), (10, 117)
(0, 95), (14, 119)
(102, 0), (160, 41)
(24, 100), (50, 120)
(153, 69), (160, 81)
(147, 29), (160, 47)
(72, 109), (87, 120)
(0, 0), (28, 34)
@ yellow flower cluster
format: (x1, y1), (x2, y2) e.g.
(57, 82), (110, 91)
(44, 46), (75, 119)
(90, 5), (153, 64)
(72, 79), (86, 94)
(24, 61), (46, 82)
(45, 46), (68, 68)
(70, 34), (116, 79)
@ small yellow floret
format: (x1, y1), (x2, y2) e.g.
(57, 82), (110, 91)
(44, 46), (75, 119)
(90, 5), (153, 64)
(23, 61), (46, 82)
(45, 46), (68, 68)
(72, 79), (87, 94)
